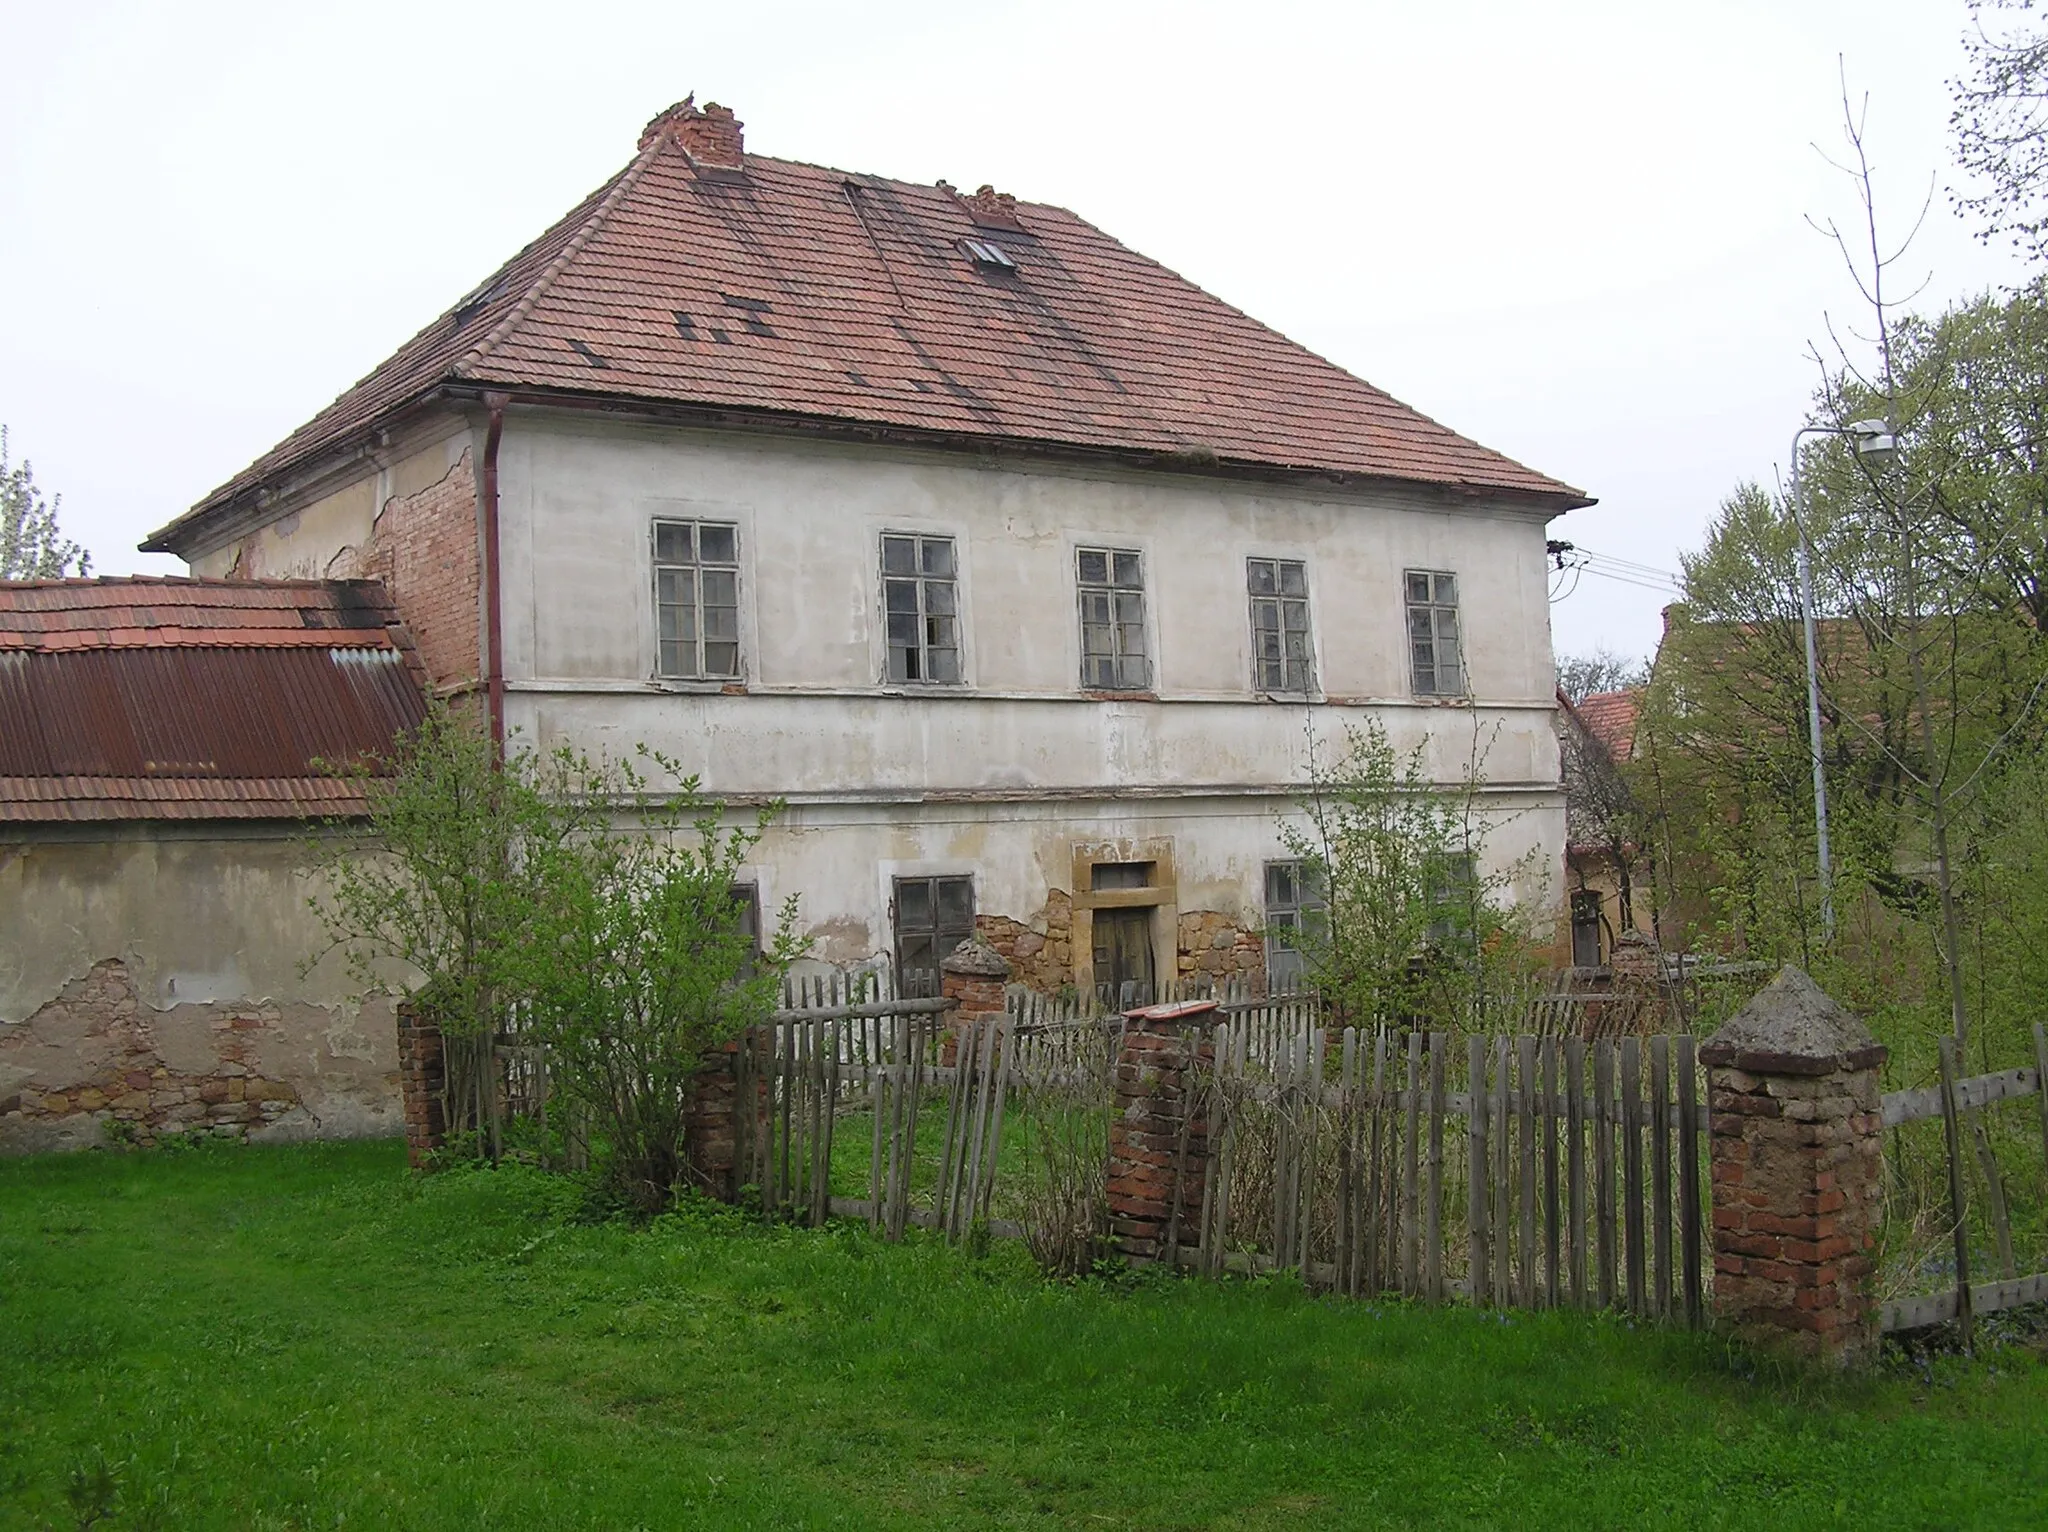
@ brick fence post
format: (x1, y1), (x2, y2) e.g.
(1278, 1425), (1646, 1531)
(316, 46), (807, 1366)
(1106, 1000), (1218, 1264)
(941, 938), (1010, 1065)
(682, 1039), (753, 1201)
(1700, 966), (1887, 1364)
(395, 1000), (446, 1168)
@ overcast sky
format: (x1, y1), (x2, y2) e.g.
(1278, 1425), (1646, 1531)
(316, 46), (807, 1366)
(1, 0), (2031, 662)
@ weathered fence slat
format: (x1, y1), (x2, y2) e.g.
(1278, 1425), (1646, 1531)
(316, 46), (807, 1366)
(1567, 1036), (1587, 1309)
(1517, 1034), (1537, 1310)
(1542, 1036), (1561, 1309)
(1937, 1035), (1975, 1352)
(1651, 1034), (1672, 1321)
(1468, 1033), (1489, 1307)
(1491, 1035), (1511, 1305)
(1402, 1031), (1422, 1295)
(1677, 1033), (1702, 1329)
(1426, 1032), (1446, 1305)
(1594, 1040), (1617, 1310)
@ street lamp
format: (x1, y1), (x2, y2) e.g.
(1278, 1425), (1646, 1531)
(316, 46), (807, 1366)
(1789, 417), (1897, 942)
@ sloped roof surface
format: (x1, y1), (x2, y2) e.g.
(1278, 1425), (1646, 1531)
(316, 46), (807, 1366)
(1572, 688), (1641, 763)
(156, 106), (1586, 547)
(0, 578), (426, 821)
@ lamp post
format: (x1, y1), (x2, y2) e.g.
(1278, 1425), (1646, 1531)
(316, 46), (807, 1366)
(1788, 418), (1897, 943)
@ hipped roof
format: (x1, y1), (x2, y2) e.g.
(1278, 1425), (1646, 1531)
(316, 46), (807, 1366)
(149, 106), (1587, 552)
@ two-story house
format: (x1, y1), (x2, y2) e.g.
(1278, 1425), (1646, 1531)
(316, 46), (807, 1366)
(143, 97), (1591, 999)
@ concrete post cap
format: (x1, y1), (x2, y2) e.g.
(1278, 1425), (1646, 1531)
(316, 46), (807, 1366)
(939, 936), (1011, 979)
(1698, 965), (1886, 1075)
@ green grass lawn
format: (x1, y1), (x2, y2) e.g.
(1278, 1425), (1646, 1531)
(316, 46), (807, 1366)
(2, 1142), (2044, 1530)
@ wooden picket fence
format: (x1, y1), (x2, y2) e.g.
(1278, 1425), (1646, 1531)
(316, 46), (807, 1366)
(1180, 1015), (1710, 1323)
(1875, 1023), (2048, 1342)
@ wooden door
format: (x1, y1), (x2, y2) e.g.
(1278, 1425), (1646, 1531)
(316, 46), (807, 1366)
(1092, 907), (1155, 1007)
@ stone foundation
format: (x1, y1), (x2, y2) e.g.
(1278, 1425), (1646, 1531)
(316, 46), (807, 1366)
(976, 890), (1074, 992)
(0, 959), (400, 1152)
(1175, 910), (1264, 982)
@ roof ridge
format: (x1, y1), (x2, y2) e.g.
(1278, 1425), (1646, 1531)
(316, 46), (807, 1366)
(456, 137), (672, 379)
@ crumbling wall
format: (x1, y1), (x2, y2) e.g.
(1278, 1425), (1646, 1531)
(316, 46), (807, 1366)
(974, 890), (1074, 991)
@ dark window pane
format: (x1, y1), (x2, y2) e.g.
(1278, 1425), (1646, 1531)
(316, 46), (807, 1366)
(1278, 561), (1308, 597)
(703, 604), (737, 640)
(886, 612), (919, 646)
(928, 647), (960, 682)
(703, 642), (740, 676)
(1078, 548), (1109, 584)
(1112, 551), (1142, 587)
(659, 639), (684, 675)
(924, 581), (956, 615)
(1114, 591), (1144, 625)
(701, 569), (737, 606)
(898, 879), (932, 925)
(1407, 572), (1432, 604)
(698, 524), (737, 564)
(883, 536), (917, 574)
(936, 877), (973, 927)
(1248, 559), (1276, 595)
(922, 538), (955, 577)
(1434, 573), (1457, 604)
(885, 579), (919, 614)
(655, 522), (692, 563)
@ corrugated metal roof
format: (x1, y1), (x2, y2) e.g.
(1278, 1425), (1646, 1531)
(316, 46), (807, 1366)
(0, 578), (426, 823)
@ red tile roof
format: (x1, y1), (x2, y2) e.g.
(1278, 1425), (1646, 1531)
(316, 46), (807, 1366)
(1570, 688), (1641, 764)
(0, 578), (427, 821)
(149, 102), (1587, 551)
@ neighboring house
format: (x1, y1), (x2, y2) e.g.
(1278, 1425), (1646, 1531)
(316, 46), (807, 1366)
(1558, 686), (1649, 967)
(141, 96), (1589, 1000)
(0, 577), (426, 1151)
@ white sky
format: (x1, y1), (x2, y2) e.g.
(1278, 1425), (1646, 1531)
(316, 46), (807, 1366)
(0, 0), (2030, 662)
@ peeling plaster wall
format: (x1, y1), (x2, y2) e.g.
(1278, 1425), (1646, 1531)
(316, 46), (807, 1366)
(493, 415), (1569, 980)
(0, 828), (399, 1153)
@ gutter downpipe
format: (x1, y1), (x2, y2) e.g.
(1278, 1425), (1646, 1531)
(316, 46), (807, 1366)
(482, 393), (509, 757)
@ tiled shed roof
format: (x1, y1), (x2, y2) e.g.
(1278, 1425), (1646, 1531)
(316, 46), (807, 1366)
(0, 578), (426, 822)
(149, 99), (1587, 551)
(1572, 688), (1641, 764)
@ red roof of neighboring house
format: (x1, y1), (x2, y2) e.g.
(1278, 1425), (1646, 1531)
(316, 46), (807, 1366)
(1570, 688), (1641, 764)
(147, 99), (1588, 552)
(0, 578), (426, 821)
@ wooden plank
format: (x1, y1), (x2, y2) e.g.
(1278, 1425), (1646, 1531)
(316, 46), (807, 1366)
(1622, 1036), (1645, 1315)
(1880, 1270), (2048, 1332)
(1542, 1036), (1561, 1309)
(1882, 1066), (2041, 1126)
(1299, 1026), (1324, 1278)
(1938, 1035), (1975, 1353)
(1366, 1028), (1388, 1295)
(1567, 1036), (1587, 1309)
(1518, 1034), (1537, 1310)
(1468, 1033), (1489, 1307)
(1402, 1031), (1422, 1295)
(1594, 1039), (1616, 1310)
(1426, 1032), (1446, 1305)
(1197, 1022), (1224, 1278)
(1650, 1035), (1672, 1321)
(867, 1021), (887, 1233)
(1677, 1034), (1703, 1329)
(1336, 1027), (1357, 1296)
(1492, 1035), (1511, 1306)
(2037, 1025), (2048, 1206)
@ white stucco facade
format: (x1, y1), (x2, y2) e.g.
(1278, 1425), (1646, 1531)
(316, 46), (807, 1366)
(488, 411), (1568, 987)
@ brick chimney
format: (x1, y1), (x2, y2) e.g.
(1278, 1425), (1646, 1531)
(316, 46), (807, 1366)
(639, 95), (745, 169)
(961, 184), (1025, 232)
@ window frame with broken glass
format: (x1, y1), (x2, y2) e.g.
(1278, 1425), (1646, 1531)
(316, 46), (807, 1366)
(1247, 556), (1315, 694)
(1075, 545), (1151, 692)
(652, 518), (743, 681)
(881, 532), (962, 686)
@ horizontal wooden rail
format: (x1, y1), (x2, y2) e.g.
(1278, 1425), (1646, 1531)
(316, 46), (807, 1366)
(1880, 1271), (2048, 1332)
(766, 997), (957, 1024)
(1882, 1066), (2040, 1128)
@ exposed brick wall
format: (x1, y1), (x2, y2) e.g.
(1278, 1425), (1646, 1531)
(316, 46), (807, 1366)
(975, 890), (1074, 992)
(355, 448), (482, 692)
(0, 960), (360, 1148)
(1176, 910), (1264, 982)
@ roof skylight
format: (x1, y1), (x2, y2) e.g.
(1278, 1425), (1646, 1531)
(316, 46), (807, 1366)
(961, 237), (1017, 270)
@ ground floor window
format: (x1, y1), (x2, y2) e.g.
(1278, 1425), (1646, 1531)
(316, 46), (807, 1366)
(1263, 859), (1325, 981)
(893, 875), (974, 996)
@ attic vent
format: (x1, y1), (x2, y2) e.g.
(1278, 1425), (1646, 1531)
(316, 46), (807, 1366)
(566, 337), (610, 369)
(961, 238), (1016, 270)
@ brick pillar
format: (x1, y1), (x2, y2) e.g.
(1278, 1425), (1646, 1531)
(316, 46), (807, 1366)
(941, 937), (1010, 1065)
(395, 1001), (446, 1168)
(682, 1040), (749, 1200)
(1700, 966), (1887, 1365)
(1106, 1001), (1218, 1263)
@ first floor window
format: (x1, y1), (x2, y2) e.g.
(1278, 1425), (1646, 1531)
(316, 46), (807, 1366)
(893, 875), (975, 997)
(654, 518), (741, 678)
(882, 533), (961, 684)
(1570, 889), (1603, 968)
(732, 882), (763, 976)
(1077, 545), (1150, 691)
(1264, 859), (1326, 980)
(1248, 557), (1314, 693)
(1426, 852), (1479, 949)
(1405, 569), (1463, 696)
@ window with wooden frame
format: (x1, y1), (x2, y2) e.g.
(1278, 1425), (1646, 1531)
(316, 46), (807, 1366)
(1405, 569), (1463, 697)
(653, 518), (741, 679)
(881, 533), (961, 684)
(893, 875), (975, 997)
(1076, 546), (1150, 691)
(1263, 859), (1326, 980)
(1248, 557), (1314, 693)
